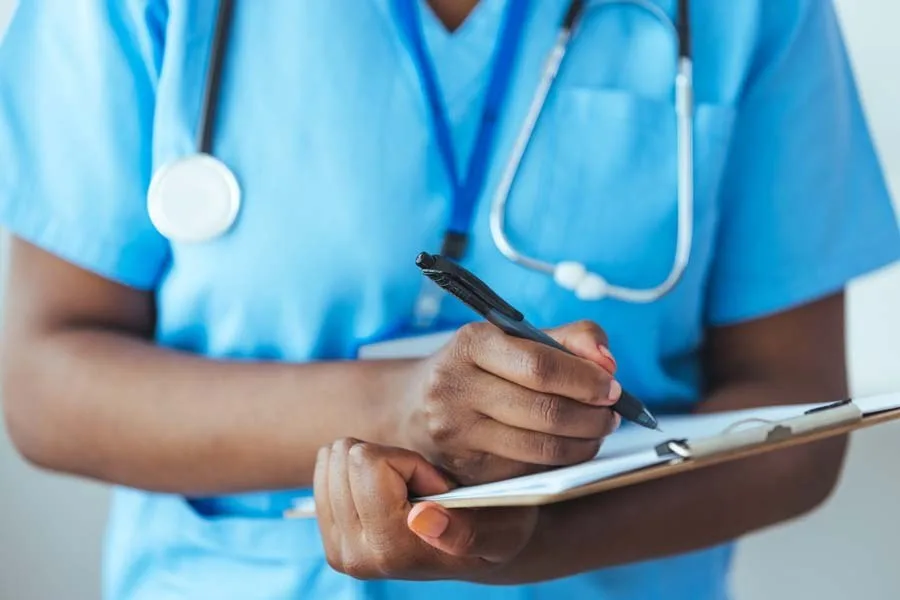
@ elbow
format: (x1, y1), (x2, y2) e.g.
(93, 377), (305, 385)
(3, 402), (55, 472)
(1, 339), (65, 472)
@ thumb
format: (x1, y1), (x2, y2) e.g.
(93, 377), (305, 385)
(407, 502), (538, 563)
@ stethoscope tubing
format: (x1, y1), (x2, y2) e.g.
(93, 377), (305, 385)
(489, 0), (694, 303)
(150, 0), (694, 304)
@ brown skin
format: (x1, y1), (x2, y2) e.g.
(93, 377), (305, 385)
(427, 0), (481, 31)
(1, 238), (618, 494)
(3, 239), (849, 583)
(315, 2), (850, 569)
(400, 320), (621, 486)
(1, 2), (847, 582)
(314, 293), (850, 582)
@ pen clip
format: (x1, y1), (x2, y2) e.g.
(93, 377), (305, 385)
(422, 268), (494, 317)
(804, 398), (853, 415)
(416, 253), (523, 321)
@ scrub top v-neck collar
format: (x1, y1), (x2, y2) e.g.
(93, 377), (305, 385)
(379, 0), (511, 110)
(419, 0), (509, 103)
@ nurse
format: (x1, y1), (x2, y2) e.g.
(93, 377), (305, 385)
(0, 0), (898, 599)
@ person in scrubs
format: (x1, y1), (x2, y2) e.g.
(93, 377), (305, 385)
(1, 0), (899, 598)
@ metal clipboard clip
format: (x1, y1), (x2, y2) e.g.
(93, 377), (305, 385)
(653, 399), (862, 462)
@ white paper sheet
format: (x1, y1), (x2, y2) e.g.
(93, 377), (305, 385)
(419, 393), (900, 504)
(854, 391), (900, 415)
(420, 449), (668, 502)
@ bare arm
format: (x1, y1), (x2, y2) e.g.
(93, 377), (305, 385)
(1, 238), (622, 498)
(304, 293), (853, 585)
(488, 292), (848, 582)
(0, 238), (410, 494)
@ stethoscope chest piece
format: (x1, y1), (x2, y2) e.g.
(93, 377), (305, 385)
(147, 153), (241, 243)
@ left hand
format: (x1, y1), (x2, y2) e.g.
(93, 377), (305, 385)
(314, 438), (539, 581)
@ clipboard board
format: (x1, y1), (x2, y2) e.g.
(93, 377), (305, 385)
(284, 393), (900, 518)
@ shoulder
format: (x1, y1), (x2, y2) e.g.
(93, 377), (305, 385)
(0, 0), (172, 290)
(742, 0), (846, 87)
(690, 0), (845, 103)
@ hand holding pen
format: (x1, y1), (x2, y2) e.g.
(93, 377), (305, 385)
(416, 252), (659, 431)
(393, 318), (625, 486)
(288, 252), (654, 521)
(387, 269), (634, 486)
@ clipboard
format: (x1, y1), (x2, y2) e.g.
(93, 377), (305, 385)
(284, 393), (900, 517)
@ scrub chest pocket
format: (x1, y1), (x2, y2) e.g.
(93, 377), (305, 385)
(516, 87), (736, 322)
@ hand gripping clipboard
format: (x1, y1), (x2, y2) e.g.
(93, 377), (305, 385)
(284, 394), (900, 517)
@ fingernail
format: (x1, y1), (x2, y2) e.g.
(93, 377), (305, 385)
(608, 380), (622, 401)
(409, 506), (450, 539)
(597, 345), (617, 368)
(611, 412), (622, 432)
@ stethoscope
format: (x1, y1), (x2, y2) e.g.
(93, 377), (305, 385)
(146, 0), (239, 244)
(146, 0), (693, 304)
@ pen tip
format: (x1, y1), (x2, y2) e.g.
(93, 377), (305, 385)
(635, 410), (660, 432)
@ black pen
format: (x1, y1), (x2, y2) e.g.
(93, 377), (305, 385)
(415, 252), (660, 431)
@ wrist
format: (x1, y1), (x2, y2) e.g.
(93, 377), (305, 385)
(364, 357), (425, 452)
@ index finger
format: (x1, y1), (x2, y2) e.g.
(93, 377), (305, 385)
(460, 325), (620, 406)
(346, 443), (454, 527)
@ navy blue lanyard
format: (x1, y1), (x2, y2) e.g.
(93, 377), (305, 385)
(393, 0), (531, 259)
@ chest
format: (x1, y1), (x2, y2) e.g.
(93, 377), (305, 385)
(150, 0), (752, 358)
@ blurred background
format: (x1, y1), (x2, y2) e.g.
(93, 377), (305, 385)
(1, 1), (899, 599)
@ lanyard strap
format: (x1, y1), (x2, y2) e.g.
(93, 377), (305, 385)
(394, 0), (531, 259)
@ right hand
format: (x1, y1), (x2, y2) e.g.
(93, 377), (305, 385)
(396, 320), (623, 486)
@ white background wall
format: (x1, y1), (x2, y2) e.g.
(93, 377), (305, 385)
(1, 1), (899, 599)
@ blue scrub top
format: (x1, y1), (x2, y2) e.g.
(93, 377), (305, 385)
(2, 1), (899, 598)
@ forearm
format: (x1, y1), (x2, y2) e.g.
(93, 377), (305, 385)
(485, 379), (848, 584)
(2, 327), (411, 494)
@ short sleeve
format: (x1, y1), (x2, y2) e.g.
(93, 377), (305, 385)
(0, 0), (169, 289)
(706, 0), (900, 325)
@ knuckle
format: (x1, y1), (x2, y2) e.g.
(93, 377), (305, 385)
(421, 367), (474, 445)
(444, 451), (490, 485)
(425, 411), (458, 443)
(535, 434), (568, 464)
(421, 393), (460, 444)
(422, 362), (447, 396)
(521, 350), (558, 388)
(424, 362), (463, 403)
(534, 435), (598, 465)
(532, 395), (565, 429)
(455, 322), (490, 357)
(332, 437), (358, 455)
(575, 319), (607, 340)
(347, 441), (376, 466)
